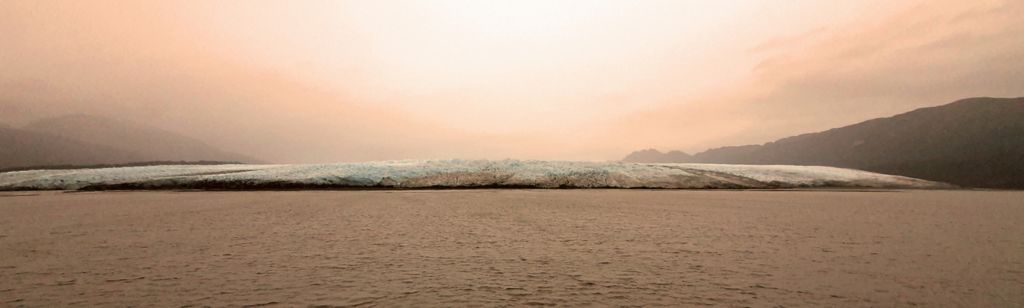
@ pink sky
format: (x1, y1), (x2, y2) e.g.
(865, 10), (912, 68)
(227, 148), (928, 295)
(1, 0), (1021, 162)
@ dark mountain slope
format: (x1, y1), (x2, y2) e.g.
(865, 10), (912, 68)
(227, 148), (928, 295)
(23, 114), (258, 164)
(622, 149), (693, 163)
(624, 97), (1024, 188)
(0, 125), (145, 168)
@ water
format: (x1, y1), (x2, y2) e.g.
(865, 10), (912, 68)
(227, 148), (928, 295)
(0, 190), (1021, 306)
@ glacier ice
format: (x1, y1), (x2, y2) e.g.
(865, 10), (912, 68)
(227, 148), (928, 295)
(0, 160), (949, 191)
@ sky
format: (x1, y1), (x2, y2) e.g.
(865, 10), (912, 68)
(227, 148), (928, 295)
(1, 0), (1021, 162)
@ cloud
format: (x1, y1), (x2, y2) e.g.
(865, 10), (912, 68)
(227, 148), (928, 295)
(747, 27), (827, 54)
(0, 1), (506, 162)
(613, 0), (1024, 153)
(1, 0), (1020, 161)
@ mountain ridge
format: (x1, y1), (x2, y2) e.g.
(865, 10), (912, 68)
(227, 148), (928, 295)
(623, 97), (1024, 188)
(1, 114), (259, 169)
(22, 114), (259, 164)
(0, 125), (146, 168)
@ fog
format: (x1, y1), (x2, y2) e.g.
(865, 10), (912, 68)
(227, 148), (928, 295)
(1, 0), (1021, 162)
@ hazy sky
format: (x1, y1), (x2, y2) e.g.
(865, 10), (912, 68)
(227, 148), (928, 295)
(1, 0), (1021, 162)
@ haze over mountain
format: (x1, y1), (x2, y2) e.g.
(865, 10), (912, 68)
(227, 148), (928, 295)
(624, 97), (1024, 188)
(23, 114), (257, 164)
(1, 114), (257, 169)
(621, 150), (693, 164)
(0, 125), (144, 168)
(2, 1), (1022, 161)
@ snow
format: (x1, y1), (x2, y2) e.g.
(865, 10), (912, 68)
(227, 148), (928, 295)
(0, 160), (948, 190)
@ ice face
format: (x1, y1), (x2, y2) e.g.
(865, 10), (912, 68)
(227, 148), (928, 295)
(0, 160), (948, 191)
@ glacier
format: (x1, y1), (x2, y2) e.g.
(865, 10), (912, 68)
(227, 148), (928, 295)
(0, 160), (950, 191)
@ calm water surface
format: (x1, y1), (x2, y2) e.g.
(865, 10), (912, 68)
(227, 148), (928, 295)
(0, 190), (1021, 307)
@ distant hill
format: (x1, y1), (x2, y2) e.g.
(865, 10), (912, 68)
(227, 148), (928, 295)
(0, 125), (145, 168)
(622, 149), (693, 163)
(0, 160), (247, 173)
(623, 97), (1024, 188)
(22, 114), (258, 164)
(1, 114), (258, 169)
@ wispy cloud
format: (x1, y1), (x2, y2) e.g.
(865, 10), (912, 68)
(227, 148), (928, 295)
(1, 0), (1019, 161)
(611, 0), (1024, 154)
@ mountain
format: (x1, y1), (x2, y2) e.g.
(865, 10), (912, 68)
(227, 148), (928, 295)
(622, 149), (693, 163)
(623, 97), (1024, 188)
(1, 114), (258, 170)
(22, 114), (258, 164)
(0, 125), (146, 168)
